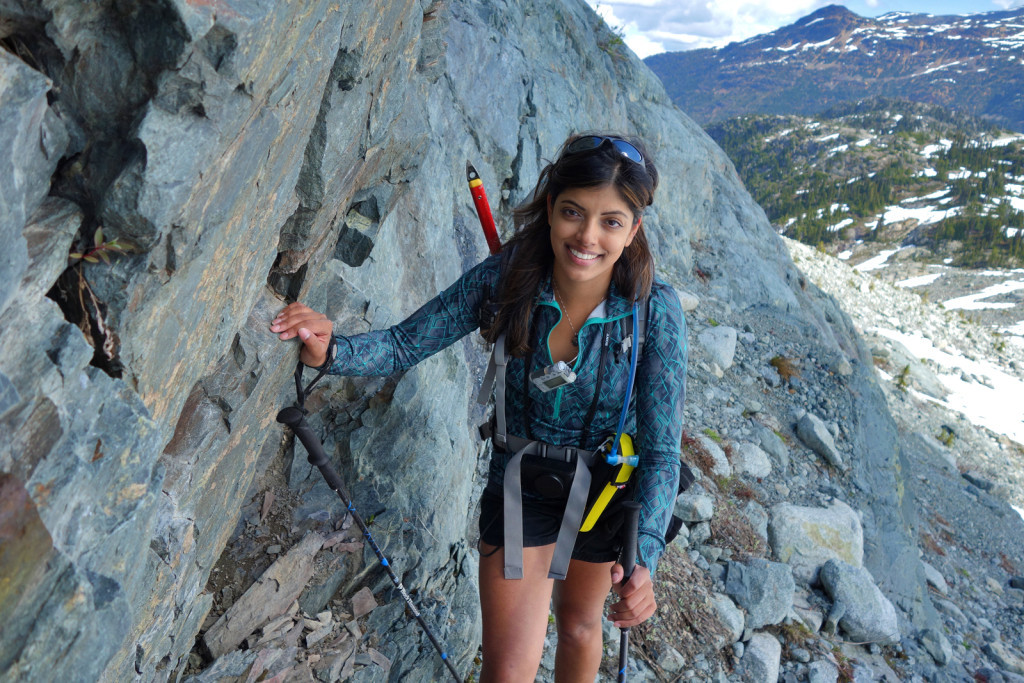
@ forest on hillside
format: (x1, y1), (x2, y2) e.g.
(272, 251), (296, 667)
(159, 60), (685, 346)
(707, 102), (1024, 267)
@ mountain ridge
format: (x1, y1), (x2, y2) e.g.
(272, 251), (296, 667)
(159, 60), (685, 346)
(645, 5), (1024, 130)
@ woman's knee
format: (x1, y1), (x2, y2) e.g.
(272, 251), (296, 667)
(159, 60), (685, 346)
(553, 609), (603, 648)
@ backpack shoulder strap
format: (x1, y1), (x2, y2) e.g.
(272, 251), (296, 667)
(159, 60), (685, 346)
(636, 294), (650, 354)
(477, 333), (508, 450)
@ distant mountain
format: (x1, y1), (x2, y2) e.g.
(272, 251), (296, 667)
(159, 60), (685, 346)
(705, 98), (1024, 267)
(645, 5), (1024, 131)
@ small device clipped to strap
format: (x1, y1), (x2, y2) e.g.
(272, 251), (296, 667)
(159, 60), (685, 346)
(529, 360), (576, 392)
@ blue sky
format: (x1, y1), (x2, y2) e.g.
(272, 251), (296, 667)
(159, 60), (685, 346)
(587, 0), (1024, 57)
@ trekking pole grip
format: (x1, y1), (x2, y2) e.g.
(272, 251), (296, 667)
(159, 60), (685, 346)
(277, 407), (340, 488)
(620, 502), (641, 582)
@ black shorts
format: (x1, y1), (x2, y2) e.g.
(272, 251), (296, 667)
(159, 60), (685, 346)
(477, 481), (627, 564)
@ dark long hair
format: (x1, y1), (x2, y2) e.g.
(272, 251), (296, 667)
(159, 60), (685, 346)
(482, 133), (658, 356)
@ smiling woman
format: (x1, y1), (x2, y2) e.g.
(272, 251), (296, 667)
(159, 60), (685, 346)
(270, 132), (690, 682)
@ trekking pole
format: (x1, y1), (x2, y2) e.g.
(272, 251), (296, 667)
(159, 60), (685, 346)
(616, 502), (642, 683)
(466, 162), (501, 255)
(277, 364), (463, 683)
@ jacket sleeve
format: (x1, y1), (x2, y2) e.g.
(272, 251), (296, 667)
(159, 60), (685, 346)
(328, 255), (500, 376)
(632, 283), (688, 575)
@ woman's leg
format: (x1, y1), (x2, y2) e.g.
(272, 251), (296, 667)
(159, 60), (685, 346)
(551, 559), (615, 682)
(478, 542), (557, 682)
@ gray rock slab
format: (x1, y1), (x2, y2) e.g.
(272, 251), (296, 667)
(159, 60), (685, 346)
(204, 533), (324, 658)
(298, 566), (347, 617)
(738, 633), (781, 683)
(182, 649), (259, 682)
(796, 412), (844, 469)
(0, 50), (68, 317)
(768, 499), (864, 583)
(724, 559), (795, 630)
(904, 430), (957, 472)
(819, 559), (900, 644)
(756, 427), (790, 470)
(697, 325), (738, 370)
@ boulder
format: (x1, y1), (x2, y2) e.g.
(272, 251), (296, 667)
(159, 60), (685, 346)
(756, 426), (790, 470)
(741, 500), (769, 544)
(204, 533), (325, 658)
(796, 413), (844, 469)
(733, 441), (772, 479)
(724, 559), (795, 630)
(920, 560), (948, 596)
(919, 628), (952, 666)
(709, 593), (744, 647)
(674, 493), (715, 523)
(985, 641), (1024, 675)
(696, 434), (732, 477)
(768, 500), (864, 583)
(738, 633), (781, 683)
(808, 660), (839, 683)
(819, 559), (899, 644)
(697, 325), (738, 370)
(678, 290), (700, 312)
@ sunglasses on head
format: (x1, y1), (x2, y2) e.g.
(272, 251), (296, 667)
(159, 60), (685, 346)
(565, 136), (644, 165)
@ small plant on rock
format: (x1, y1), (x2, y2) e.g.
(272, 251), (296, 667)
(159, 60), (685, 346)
(69, 227), (130, 264)
(895, 364), (911, 391)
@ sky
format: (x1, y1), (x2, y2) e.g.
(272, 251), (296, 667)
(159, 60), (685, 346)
(587, 0), (1024, 58)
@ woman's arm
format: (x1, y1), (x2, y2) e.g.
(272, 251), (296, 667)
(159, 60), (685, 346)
(272, 255), (502, 376)
(632, 283), (689, 575)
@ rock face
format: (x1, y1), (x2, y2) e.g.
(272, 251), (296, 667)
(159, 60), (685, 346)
(0, 0), (944, 680)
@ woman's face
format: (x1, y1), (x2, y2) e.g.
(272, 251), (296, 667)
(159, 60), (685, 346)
(548, 184), (639, 293)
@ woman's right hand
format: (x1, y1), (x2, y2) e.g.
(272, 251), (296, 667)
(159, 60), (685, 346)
(270, 302), (333, 368)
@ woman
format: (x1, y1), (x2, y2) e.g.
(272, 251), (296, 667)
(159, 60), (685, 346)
(270, 134), (688, 682)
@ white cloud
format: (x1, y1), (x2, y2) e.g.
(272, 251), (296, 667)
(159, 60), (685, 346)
(588, 0), (837, 53)
(993, 0), (1024, 8)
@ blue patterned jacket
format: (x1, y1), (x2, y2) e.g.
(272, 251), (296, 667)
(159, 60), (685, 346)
(328, 253), (688, 573)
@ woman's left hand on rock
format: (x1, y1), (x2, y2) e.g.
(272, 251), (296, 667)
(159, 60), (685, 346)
(270, 302), (333, 368)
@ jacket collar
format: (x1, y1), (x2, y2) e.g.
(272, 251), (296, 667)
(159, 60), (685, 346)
(537, 273), (635, 319)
